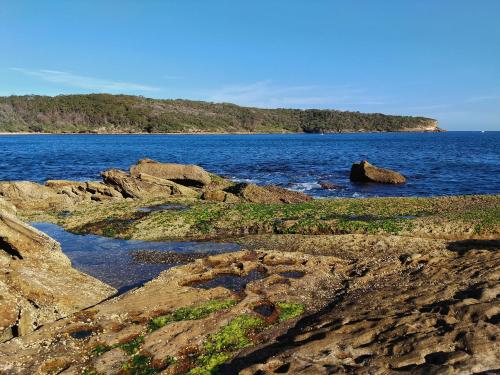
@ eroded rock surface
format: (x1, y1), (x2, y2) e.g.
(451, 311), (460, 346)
(0, 210), (116, 343)
(222, 182), (312, 204)
(0, 250), (342, 374)
(130, 159), (212, 187)
(0, 181), (73, 211)
(1, 237), (498, 374)
(350, 160), (406, 184)
(0, 161), (310, 212)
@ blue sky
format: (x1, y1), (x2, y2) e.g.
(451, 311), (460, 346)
(1, 1), (499, 130)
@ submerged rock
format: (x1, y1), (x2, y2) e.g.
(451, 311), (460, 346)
(0, 210), (115, 343)
(130, 158), (212, 187)
(350, 160), (406, 184)
(318, 180), (344, 190)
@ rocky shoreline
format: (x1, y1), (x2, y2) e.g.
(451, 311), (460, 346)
(0, 160), (498, 374)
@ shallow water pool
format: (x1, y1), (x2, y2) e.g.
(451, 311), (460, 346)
(31, 222), (240, 294)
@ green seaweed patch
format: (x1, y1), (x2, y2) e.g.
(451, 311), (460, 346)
(277, 301), (305, 321)
(90, 344), (112, 356)
(188, 314), (265, 374)
(122, 354), (158, 375)
(119, 335), (145, 355)
(149, 299), (237, 332)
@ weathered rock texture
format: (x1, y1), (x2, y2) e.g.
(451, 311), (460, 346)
(45, 180), (123, 202)
(0, 237), (497, 374)
(101, 169), (198, 199)
(219, 183), (312, 204)
(0, 197), (16, 216)
(350, 160), (406, 184)
(0, 181), (73, 210)
(130, 159), (212, 187)
(0, 161), (308, 212)
(0, 210), (116, 343)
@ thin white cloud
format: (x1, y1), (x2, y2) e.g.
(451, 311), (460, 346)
(464, 95), (497, 103)
(206, 80), (384, 108)
(10, 67), (159, 92)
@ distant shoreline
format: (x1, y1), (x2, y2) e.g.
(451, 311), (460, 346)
(0, 129), (444, 136)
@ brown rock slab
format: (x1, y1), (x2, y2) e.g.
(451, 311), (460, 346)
(0, 210), (116, 343)
(227, 183), (312, 204)
(350, 160), (406, 184)
(101, 169), (198, 199)
(130, 158), (212, 187)
(0, 181), (73, 211)
(46, 180), (123, 202)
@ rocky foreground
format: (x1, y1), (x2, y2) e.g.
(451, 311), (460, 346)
(0, 160), (498, 374)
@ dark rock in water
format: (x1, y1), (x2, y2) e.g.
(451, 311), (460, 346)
(350, 160), (406, 184)
(189, 269), (267, 293)
(318, 180), (344, 190)
(130, 250), (211, 264)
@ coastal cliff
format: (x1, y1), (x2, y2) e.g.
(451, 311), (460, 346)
(0, 94), (440, 134)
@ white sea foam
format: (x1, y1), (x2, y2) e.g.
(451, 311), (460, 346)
(289, 182), (322, 192)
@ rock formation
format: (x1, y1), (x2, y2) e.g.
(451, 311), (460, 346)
(130, 159), (212, 187)
(350, 160), (406, 184)
(0, 210), (115, 343)
(0, 181), (73, 211)
(0, 237), (498, 374)
(0, 161), (311, 212)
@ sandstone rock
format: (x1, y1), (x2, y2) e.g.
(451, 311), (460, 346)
(46, 180), (123, 202)
(0, 210), (115, 342)
(0, 236), (498, 374)
(201, 189), (240, 203)
(101, 169), (198, 199)
(227, 183), (312, 204)
(350, 160), (406, 184)
(0, 181), (73, 211)
(138, 173), (198, 198)
(0, 250), (343, 373)
(0, 197), (16, 216)
(130, 159), (212, 187)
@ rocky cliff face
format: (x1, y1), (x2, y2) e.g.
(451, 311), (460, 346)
(0, 210), (116, 343)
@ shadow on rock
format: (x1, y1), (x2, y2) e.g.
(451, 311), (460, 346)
(446, 239), (499, 255)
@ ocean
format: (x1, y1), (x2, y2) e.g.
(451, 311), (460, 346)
(1, 131), (498, 198)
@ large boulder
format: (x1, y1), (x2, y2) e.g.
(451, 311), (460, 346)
(130, 159), (212, 187)
(350, 160), (406, 184)
(0, 210), (115, 342)
(101, 169), (198, 199)
(0, 181), (73, 211)
(226, 183), (312, 204)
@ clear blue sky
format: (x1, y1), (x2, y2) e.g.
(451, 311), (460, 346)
(1, 1), (499, 130)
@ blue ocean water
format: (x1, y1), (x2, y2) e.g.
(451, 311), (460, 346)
(1, 132), (499, 198)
